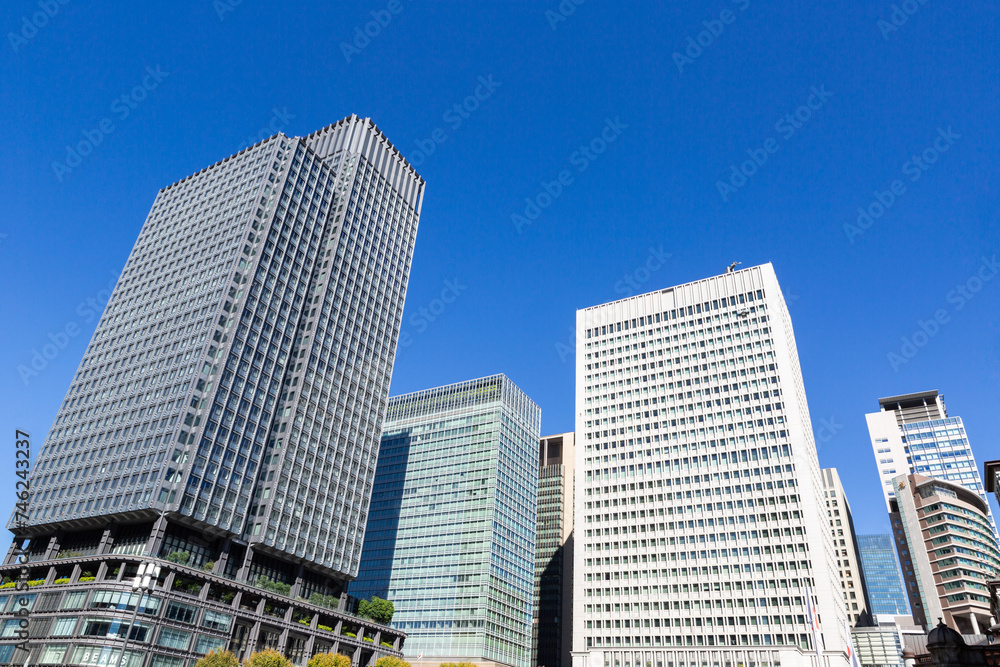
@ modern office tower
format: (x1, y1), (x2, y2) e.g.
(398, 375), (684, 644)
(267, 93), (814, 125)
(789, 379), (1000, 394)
(866, 390), (999, 541)
(533, 433), (575, 667)
(857, 535), (911, 619)
(821, 468), (871, 626)
(572, 263), (851, 667)
(890, 473), (1000, 633)
(1, 116), (423, 666)
(350, 375), (541, 667)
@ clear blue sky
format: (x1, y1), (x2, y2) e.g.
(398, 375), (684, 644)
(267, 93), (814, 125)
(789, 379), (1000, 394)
(2, 1), (998, 536)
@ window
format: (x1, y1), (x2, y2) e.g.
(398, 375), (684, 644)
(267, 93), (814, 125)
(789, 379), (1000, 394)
(51, 616), (78, 636)
(40, 645), (68, 664)
(165, 599), (199, 624)
(61, 590), (89, 609)
(202, 610), (232, 632)
(157, 626), (191, 650)
(0, 619), (24, 638)
(151, 656), (185, 667)
(195, 634), (228, 654)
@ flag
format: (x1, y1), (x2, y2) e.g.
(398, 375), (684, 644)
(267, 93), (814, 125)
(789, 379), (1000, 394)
(843, 619), (862, 667)
(805, 584), (824, 653)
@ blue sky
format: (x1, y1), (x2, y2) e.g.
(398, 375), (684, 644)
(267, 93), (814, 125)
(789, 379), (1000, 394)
(2, 1), (998, 536)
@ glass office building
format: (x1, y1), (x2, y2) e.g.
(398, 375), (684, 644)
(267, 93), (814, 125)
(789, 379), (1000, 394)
(866, 390), (998, 542)
(857, 534), (911, 618)
(351, 375), (541, 667)
(2, 115), (423, 666)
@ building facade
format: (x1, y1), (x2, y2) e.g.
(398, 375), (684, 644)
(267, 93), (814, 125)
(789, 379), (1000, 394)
(890, 473), (1000, 633)
(572, 263), (851, 667)
(849, 622), (905, 667)
(3, 115), (424, 666)
(350, 375), (541, 667)
(533, 433), (575, 667)
(857, 535), (910, 619)
(866, 391), (998, 542)
(821, 469), (871, 625)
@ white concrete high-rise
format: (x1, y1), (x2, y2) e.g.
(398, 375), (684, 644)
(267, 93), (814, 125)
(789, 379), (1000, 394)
(572, 263), (850, 667)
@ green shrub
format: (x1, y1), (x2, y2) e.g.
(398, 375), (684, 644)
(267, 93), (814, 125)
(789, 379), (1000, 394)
(165, 551), (191, 564)
(343, 631), (356, 638)
(357, 596), (394, 624)
(53, 577), (70, 584)
(78, 576), (96, 582)
(27, 579), (45, 587)
(0, 582), (17, 589)
(203, 560), (216, 571)
(362, 636), (373, 643)
(195, 649), (240, 667)
(221, 591), (235, 604)
(307, 654), (350, 667)
(317, 623), (333, 632)
(381, 641), (394, 647)
(245, 649), (293, 667)
(254, 576), (291, 596)
(374, 658), (410, 667)
(308, 591), (340, 609)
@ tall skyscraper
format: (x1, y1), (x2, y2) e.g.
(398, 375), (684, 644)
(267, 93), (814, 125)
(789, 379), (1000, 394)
(865, 390), (998, 541)
(350, 375), (541, 667)
(533, 433), (575, 667)
(821, 468), (871, 626)
(857, 534), (910, 619)
(2, 116), (423, 666)
(889, 473), (1000, 633)
(571, 263), (851, 667)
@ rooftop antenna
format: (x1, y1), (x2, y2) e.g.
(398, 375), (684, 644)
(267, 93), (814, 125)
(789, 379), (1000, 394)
(726, 261), (741, 274)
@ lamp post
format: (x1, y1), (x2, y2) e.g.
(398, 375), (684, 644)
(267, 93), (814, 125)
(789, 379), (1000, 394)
(115, 561), (160, 667)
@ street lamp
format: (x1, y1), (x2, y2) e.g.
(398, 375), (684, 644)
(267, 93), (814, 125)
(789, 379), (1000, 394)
(115, 561), (160, 667)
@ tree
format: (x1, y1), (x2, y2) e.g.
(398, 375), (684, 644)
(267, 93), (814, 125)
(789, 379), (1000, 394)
(358, 596), (394, 624)
(307, 653), (352, 667)
(245, 649), (294, 667)
(373, 658), (410, 667)
(195, 649), (239, 667)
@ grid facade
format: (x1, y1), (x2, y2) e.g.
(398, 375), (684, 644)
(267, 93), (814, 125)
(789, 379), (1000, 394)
(571, 263), (850, 667)
(350, 375), (541, 667)
(849, 625), (903, 667)
(866, 392), (999, 544)
(891, 474), (1000, 633)
(12, 116), (424, 584)
(533, 433), (574, 667)
(856, 535), (910, 618)
(821, 468), (871, 625)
